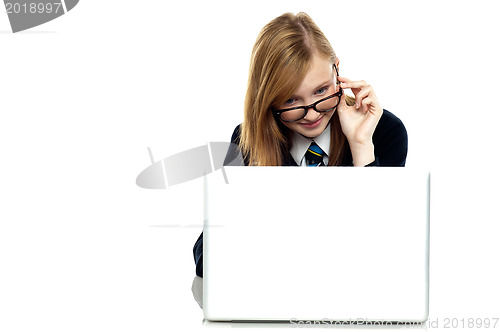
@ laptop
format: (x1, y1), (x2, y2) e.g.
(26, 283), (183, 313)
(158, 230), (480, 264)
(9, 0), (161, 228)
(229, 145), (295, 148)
(203, 166), (430, 323)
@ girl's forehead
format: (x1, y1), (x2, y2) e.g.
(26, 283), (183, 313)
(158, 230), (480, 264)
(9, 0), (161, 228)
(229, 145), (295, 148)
(293, 55), (334, 95)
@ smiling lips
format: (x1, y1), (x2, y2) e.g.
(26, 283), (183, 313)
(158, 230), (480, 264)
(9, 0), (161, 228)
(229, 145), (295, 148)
(300, 116), (323, 129)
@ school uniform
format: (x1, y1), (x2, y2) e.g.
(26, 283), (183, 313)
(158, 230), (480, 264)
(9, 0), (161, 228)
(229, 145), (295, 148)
(193, 109), (408, 277)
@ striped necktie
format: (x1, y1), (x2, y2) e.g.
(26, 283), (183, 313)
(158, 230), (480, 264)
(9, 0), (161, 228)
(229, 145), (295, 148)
(305, 142), (325, 166)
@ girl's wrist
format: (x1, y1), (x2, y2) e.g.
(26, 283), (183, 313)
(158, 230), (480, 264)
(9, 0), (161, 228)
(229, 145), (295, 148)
(349, 141), (375, 166)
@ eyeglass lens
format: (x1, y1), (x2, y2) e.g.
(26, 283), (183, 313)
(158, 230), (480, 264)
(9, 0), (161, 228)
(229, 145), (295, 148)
(280, 95), (340, 122)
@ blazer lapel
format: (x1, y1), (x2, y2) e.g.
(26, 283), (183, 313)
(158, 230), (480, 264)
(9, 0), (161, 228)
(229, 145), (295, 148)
(282, 152), (298, 166)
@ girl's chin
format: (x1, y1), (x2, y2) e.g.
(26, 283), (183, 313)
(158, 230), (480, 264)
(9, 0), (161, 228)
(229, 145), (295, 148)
(298, 124), (328, 138)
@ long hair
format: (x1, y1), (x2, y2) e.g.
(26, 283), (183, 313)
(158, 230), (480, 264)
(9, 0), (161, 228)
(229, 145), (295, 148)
(240, 12), (355, 166)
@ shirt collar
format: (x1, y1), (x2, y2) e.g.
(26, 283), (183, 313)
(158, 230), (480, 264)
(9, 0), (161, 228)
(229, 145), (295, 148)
(289, 124), (331, 166)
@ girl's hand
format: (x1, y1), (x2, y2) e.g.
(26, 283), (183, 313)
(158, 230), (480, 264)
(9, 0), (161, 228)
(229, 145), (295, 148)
(337, 76), (383, 165)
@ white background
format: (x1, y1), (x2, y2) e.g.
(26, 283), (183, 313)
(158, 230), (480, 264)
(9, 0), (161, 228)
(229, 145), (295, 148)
(1, 0), (499, 331)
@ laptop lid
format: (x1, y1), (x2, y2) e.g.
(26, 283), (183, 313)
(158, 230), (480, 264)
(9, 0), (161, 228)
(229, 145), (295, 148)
(203, 167), (430, 323)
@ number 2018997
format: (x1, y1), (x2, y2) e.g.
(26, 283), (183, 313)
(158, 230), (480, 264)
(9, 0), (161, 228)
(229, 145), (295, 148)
(5, 2), (62, 14)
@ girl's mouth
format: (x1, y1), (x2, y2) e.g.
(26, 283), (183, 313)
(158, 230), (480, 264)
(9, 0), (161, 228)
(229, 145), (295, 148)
(300, 116), (323, 129)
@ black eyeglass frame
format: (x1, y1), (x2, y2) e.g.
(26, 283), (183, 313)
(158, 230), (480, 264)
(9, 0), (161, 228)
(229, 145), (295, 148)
(271, 64), (343, 123)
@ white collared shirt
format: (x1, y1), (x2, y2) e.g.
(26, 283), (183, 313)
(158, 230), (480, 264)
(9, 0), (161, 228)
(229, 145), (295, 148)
(289, 124), (331, 166)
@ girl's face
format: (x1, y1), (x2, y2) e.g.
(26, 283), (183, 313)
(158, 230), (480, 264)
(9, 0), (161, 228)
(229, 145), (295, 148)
(277, 54), (339, 139)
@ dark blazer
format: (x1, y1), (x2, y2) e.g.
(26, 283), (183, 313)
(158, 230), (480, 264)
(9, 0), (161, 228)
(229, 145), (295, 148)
(193, 109), (408, 277)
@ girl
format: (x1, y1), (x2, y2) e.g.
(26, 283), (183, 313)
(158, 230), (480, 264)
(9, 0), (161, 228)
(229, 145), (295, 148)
(193, 12), (407, 278)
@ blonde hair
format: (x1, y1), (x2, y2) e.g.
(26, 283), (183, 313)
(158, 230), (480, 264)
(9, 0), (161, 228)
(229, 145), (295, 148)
(240, 12), (355, 166)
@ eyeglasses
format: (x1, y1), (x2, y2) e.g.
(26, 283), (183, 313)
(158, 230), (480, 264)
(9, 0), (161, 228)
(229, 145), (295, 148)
(272, 64), (342, 123)
(272, 88), (343, 123)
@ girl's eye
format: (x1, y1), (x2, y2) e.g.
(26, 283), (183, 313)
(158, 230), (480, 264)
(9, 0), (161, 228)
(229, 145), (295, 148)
(285, 98), (297, 105)
(315, 87), (327, 95)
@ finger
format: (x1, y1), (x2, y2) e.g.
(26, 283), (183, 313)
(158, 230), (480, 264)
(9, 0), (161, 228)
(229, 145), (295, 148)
(354, 85), (373, 109)
(340, 79), (368, 90)
(337, 76), (352, 90)
(362, 96), (383, 117)
(337, 87), (353, 113)
(337, 76), (351, 83)
(361, 96), (374, 114)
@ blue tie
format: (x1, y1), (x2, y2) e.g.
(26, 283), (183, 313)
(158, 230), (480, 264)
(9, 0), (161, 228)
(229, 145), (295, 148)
(305, 142), (325, 166)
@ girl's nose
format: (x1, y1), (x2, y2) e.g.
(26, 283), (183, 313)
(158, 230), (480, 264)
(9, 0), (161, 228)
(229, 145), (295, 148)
(303, 106), (321, 122)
